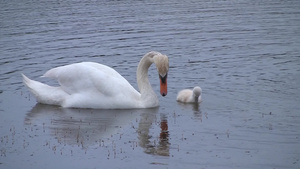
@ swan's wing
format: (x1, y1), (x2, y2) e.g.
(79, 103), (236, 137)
(81, 62), (125, 79)
(44, 62), (139, 97)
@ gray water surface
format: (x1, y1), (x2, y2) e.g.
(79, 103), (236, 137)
(1, 0), (300, 168)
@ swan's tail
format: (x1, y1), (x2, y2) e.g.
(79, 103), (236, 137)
(22, 73), (67, 106)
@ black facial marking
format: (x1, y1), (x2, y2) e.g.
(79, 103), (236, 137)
(159, 74), (167, 83)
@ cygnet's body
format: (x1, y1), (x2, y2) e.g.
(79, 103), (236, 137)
(176, 86), (202, 103)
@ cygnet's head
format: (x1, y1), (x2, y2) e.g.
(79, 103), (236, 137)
(193, 86), (202, 97)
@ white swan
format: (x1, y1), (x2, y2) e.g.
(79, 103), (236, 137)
(176, 86), (202, 103)
(22, 51), (169, 109)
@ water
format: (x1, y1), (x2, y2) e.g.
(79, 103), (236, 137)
(1, 0), (300, 168)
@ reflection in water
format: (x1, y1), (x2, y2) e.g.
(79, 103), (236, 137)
(159, 115), (169, 156)
(177, 102), (205, 122)
(192, 103), (204, 122)
(138, 112), (170, 156)
(25, 104), (159, 150)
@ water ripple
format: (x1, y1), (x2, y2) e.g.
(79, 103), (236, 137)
(0, 0), (300, 168)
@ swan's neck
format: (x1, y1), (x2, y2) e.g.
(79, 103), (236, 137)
(194, 95), (199, 102)
(136, 54), (158, 105)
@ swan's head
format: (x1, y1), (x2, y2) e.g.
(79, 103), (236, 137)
(193, 86), (202, 97)
(152, 52), (169, 97)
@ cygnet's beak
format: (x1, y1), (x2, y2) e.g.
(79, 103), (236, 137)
(159, 74), (167, 96)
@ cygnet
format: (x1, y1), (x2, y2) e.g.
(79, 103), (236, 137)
(176, 86), (202, 103)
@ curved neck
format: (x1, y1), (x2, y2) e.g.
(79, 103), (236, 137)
(136, 53), (158, 105)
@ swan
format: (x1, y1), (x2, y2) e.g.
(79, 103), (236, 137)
(176, 86), (202, 103)
(22, 51), (169, 109)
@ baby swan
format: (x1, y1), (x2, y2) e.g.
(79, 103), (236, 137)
(176, 86), (202, 103)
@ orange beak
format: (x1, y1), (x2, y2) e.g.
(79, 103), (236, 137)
(159, 74), (167, 96)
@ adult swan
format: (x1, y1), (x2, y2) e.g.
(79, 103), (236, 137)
(22, 51), (169, 109)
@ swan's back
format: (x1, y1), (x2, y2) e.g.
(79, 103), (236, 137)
(24, 62), (141, 109)
(176, 89), (193, 103)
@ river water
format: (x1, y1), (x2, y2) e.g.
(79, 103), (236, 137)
(1, 0), (300, 168)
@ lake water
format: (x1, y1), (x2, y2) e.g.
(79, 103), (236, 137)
(1, 0), (300, 168)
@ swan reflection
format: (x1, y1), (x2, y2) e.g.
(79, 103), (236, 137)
(138, 113), (170, 156)
(24, 104), (170, 156)
(177, 102), (204, 122)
